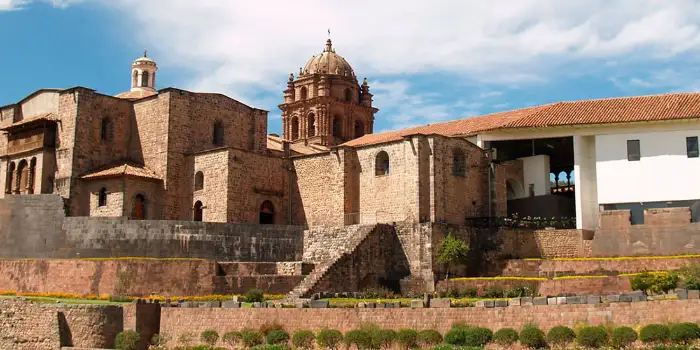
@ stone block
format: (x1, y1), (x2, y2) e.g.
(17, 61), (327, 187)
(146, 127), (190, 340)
(533, 297), (547, 306)
(310, 300), (329, 308)
(393, 302), (401, 308)
(483, 300), (495, 308)
(566, 296), (584, 304)
(357, 302), (366, 308)
(295, 302), (306, 308)
(619, 295), (633, 302)
(677, 289), (688, 300)
(430, 298), (451, 308)
(208, 301), (222, 308)
(587, 296), (601, 304)
(180, 302), (194, 308)
(604, 294), (620, 303)
(547, 297), (557, 305)
(474, 300), (485, 308)
(376, 303), (386, 308)
(410, 300), (424, 308)
(252, 302), (262, 308)
(222, 301), (241, 308)
(365, 302), (376, 308)
(509, 298), (521, 306)
(495, 300), (508, 307)
(557, 296), (567, 305)
(520, 297), (534, 306)
(689, 290), (700, 299)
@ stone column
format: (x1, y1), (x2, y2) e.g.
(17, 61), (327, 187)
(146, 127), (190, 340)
(573, 135), (599, 230)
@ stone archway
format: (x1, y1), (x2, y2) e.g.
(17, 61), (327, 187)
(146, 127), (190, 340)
(506, 178), (525, 200)
(193, 201), (203, 222)
(259, 200), (275, 225)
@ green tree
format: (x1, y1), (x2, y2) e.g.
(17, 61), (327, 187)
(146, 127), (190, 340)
(436, 233), (469, 280)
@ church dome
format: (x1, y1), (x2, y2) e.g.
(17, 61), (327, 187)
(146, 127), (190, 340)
(302, 39), (355, 78)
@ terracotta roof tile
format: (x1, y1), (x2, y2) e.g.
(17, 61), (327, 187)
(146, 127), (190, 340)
(0, 113), (58, 131)
(81, 163), (161, 181)
(342, 93), (700, 147)
(266, 134), (330, 155)
(115, 90), (157, 100)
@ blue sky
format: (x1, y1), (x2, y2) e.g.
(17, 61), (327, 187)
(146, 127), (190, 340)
(3, 1), (700, 136)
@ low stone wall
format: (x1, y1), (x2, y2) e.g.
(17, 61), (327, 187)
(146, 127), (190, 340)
(214, 275), (304, 294)
(0, 259), (218, 296)
(218, 262), (314, 276)
(436, 276), (633, 297)
(158, 299), (700, 348)
(495, 256), (700, 277)
(0, 194), (305, 261)
(0, 298), (123, 350)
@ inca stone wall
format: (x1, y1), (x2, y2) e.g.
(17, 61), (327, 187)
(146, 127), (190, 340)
(0, 194), (304, 261)
(0, 298), (61, 350)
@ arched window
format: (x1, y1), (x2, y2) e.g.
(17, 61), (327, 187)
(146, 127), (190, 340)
(194, 171), (204, 191)
(375, 151), (390, 176)
(17, 160), (28, 193)
(132, 71), (138, 88)
(345, 88), (352, 102)
(131, 194), (146, 220)
(141, 71), (149, 87)
(307, 113), (316, 137)
(100, 117), (113, 141)
(291, 116), (299, 140)
(452, 149), (466, 177)
(193, 200), (203, 222)
(259, 200), (275, 225)
(300, 86), (308, 100)
(212, 121), (224, 146)
(5, 162), (15, 194)
(98, 187), (107, 207)
(28, 157), (36, 194)
(332, 116), (342, 138)
(354, 120), (365, 138)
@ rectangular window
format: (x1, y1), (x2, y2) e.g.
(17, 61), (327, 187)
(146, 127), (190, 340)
(687, 136), (699, 158)
(627, 140), (640, 161)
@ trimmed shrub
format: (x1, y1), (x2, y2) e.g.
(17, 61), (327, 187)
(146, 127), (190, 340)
(417, 329), (443, 347)
(631, 272), (679, 295)
(115, 330), (140, 350)
(259, 322), (285, 337)
(444, 328), (466, 346)
(201, 330), (219, 346)
(150, 333), (169, 350)
(292, 330), (315, 349)
(222, 331), (242, 348)
(519, 325), (546, 349)
(546, 326), (575, 347)
(245, 288), (265, 303)
(493, 328), (519, 347)
(267, 330), (290, 345)
(640, 324), (671, 344)
(241, 329), (265, 348)
(316, 329), (343, 350)
(670, 323), (700, 344)
(372, 329), (396, 349)
(396, 329), (418, 349)
(463, 327), (493, 347)
(611, 326), (638, 348)
(345, 329), (373, 350)
(577, 326), (609, 348)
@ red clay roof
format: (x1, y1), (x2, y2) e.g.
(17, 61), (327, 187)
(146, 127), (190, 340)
(115, 90), (157, 100)
(266, 134), (330, 155)
(81, 163), (161, 181)
(342, 92), (700, 147)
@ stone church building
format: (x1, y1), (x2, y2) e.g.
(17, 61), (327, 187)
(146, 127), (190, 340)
(0, 40), (539, 228)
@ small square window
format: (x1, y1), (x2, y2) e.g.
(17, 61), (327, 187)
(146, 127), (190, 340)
(687, 136), (699, 158)
(627, 140), (640, 162)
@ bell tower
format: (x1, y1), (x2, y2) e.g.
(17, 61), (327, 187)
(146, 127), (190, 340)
(130, 49), (158, 93)
(279, 39), (378, 147)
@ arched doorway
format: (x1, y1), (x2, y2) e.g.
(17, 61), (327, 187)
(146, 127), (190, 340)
(131, 194), (146, 220)
(259, 200), (275, 225)
(506, 178), (525, 200)
(193, 201), (203, 221)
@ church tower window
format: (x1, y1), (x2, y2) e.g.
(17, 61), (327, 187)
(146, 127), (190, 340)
(213, 121), (224, 146)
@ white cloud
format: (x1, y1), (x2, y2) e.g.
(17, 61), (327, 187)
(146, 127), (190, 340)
(0, 0), (27, 10)
(12, 0), (700, 129)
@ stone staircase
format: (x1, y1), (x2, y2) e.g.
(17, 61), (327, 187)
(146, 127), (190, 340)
(285, 224), (379, 300)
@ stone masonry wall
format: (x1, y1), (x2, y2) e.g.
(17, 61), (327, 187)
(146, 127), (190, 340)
(0, 298), (61, 350)
(293, 152), (344, 227)
(496, 256), (700, 278)
(0, 194), (305, 260)
(436, 276), (633, 297)
(160, 299), (700, 348)
(0, 259), (218, 296)
(593, 208), (700, 257)
(50, 303), (123, 349)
